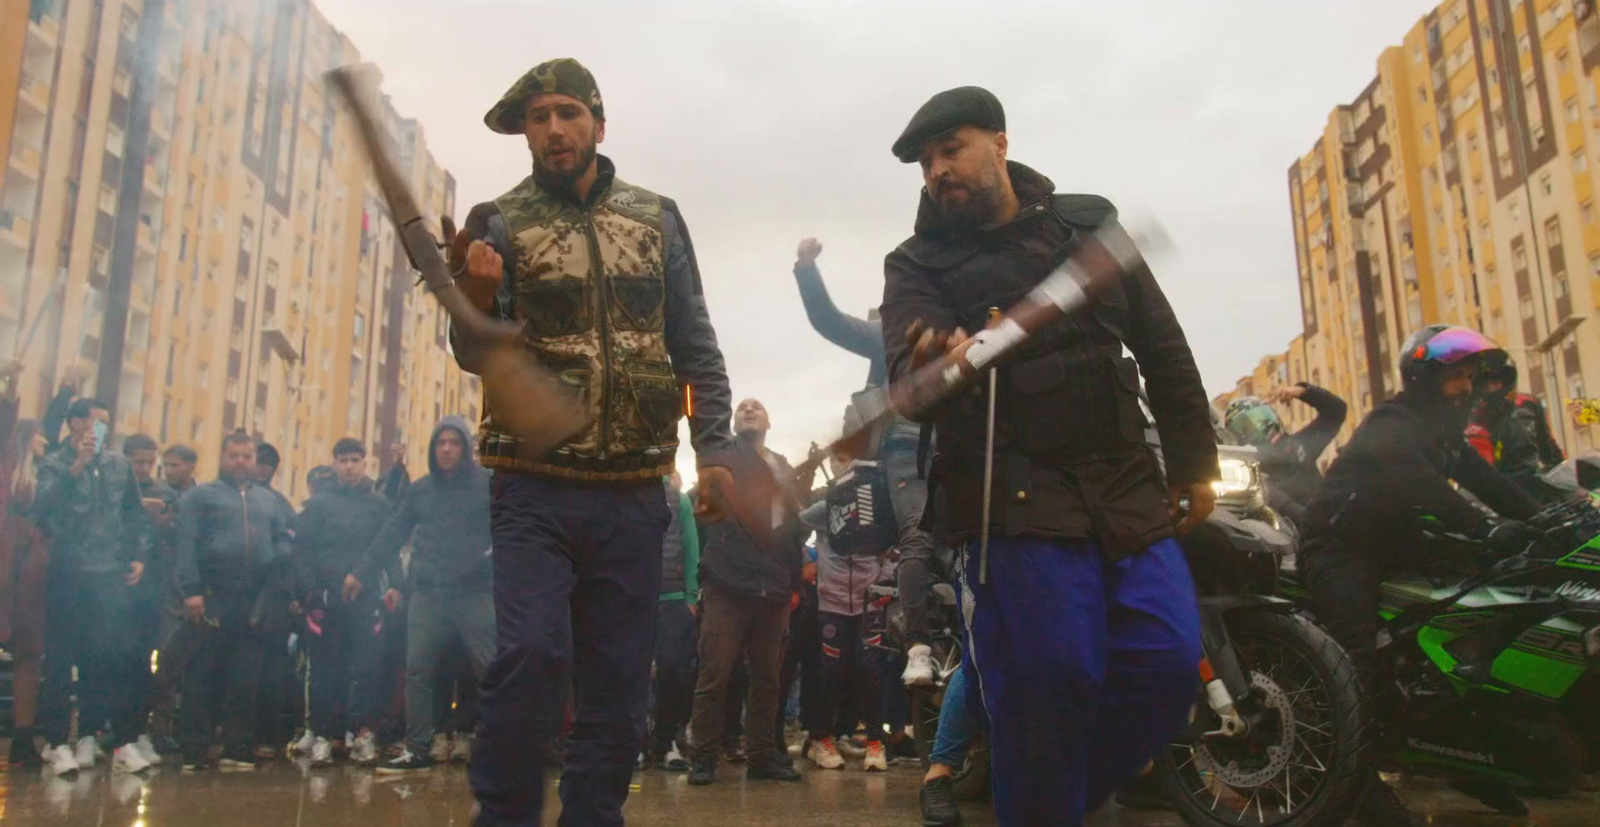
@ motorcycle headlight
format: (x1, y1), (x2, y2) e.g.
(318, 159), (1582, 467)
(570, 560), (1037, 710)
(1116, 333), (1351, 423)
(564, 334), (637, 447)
(1212, 457), (1259, 498)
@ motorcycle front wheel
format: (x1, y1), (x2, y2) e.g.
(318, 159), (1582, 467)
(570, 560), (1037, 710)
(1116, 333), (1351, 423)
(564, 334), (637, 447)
(1158, 611), (1370, 827)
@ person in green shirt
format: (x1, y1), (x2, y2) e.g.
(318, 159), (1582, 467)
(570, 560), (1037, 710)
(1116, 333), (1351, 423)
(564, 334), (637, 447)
(647, 472), (699, 769)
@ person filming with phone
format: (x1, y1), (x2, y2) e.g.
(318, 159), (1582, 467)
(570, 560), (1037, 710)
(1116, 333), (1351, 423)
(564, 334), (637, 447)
(33, 397), (155, 775)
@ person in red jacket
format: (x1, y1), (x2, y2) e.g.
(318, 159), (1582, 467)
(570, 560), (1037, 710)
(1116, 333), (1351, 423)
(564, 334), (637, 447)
(1, 361), (51, 770)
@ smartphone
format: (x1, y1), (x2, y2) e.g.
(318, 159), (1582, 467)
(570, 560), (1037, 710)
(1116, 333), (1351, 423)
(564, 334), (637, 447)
(93, 420), (108, 454)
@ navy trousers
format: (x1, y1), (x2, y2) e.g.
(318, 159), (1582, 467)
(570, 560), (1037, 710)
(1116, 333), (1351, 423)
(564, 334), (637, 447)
(470, 473), (671, 827)
(957, 536), (1201, 826)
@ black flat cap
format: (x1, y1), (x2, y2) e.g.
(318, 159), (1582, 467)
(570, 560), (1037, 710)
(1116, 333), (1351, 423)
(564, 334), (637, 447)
(892, 86), (1006, 163)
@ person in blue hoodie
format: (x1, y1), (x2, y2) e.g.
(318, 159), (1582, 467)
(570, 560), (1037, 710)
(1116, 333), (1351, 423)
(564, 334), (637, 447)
(344, 416), (493, 773)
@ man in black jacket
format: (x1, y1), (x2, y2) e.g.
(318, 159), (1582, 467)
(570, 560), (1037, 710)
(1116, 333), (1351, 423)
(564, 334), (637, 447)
(686, 398), (805, 786)
(35, 398), (153, 775)
(1300, 325), (1540, 826)
(173, 432), (295, 771)
(345, 417), (494, 773)
(878, 87), (1214, 826)
(295, 437), (393, 766)
(1224, 384), (1348, 527)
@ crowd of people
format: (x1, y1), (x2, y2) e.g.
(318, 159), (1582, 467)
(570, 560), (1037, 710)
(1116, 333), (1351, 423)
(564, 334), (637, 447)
(1, 364), (495, 778)
(3, 51), (1589, 827)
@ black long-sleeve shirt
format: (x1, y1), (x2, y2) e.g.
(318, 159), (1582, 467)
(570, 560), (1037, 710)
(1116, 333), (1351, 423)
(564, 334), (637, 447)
(1259, 384), (1347, 526)
(1301, 392), (1540, 570)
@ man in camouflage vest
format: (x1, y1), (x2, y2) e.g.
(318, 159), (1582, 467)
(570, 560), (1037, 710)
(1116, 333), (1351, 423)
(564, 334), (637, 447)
(448, 58), (737, 827)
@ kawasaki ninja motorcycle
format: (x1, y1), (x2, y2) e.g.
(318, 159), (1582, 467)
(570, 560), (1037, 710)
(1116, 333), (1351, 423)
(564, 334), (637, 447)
(1259, 457), (1600, 819)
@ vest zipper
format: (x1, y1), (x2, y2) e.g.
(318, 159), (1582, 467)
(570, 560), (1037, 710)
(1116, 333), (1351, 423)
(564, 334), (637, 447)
(584, 205), (612, 459)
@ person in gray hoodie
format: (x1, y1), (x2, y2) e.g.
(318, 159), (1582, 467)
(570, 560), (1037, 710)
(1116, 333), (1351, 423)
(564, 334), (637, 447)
(344, 416), (493, 772)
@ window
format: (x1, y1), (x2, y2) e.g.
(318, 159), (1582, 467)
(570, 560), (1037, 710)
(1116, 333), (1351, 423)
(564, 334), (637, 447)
(1547, 216), (1563, 247)
(1519, 33), (1530, 54)
(1511, 200), (1522, 221)
(1555, 272), (1570, 299)
(1467, 130), (1479, 152)
(1542, 173), (1555, 195)
(1569, 98), (1582, 123)
(1559, 48), (1572, 75)
(1586, 201), (1596, 226)
(1577, 150), (1589, 173)
(1521, 296), (1535, 319)
(1514, 244), (1528, 271)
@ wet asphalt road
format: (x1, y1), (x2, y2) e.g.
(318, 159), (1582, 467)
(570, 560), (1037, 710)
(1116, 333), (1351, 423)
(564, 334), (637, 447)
(1, 748), (1598, 826)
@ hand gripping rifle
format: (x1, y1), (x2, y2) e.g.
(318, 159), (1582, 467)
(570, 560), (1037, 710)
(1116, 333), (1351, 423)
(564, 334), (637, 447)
(326, 65), (589, 454)
(816, 221), (1168, 543)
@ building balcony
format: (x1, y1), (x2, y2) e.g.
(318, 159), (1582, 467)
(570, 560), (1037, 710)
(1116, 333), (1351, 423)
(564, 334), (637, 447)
(143, 159), (167, 196)
(16, 72), (50, 116)
(27, 1), (60, 51)
(137, 222), (157, 254)
(0, 210), (32, 251)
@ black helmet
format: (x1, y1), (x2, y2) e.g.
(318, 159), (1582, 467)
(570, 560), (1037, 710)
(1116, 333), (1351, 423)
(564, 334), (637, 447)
(1398, 324), (1505, 396)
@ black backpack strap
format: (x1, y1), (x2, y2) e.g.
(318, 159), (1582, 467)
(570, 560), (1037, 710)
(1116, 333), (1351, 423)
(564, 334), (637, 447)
(916, 421), (934, 480)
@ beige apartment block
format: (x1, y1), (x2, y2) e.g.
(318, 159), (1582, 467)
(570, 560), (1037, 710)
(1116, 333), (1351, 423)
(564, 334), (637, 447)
(0, 0), (478, 504)
(1237, 0), (1600, 458)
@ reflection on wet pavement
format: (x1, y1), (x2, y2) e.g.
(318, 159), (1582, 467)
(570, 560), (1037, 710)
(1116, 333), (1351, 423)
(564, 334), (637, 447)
(0, 756), (1597, 826)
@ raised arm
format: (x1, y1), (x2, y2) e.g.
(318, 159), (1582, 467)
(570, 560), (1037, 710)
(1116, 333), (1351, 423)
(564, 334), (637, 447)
(793, 240), (883, 362)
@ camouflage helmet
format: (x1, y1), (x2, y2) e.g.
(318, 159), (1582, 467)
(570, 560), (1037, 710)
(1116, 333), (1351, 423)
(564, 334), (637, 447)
(485, 58), (604, 135)
(1223, 396), (1284, 446)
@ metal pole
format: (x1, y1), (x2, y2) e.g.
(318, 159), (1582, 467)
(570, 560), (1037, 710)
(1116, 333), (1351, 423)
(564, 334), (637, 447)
(978, 308), (1000, 585)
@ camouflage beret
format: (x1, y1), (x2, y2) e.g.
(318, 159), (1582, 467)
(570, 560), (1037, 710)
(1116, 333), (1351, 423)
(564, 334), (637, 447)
(484, 58), (604, 135)
(892, 86), (1006, 163)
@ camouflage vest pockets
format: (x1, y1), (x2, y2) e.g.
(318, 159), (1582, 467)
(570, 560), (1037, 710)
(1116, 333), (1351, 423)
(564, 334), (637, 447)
(484, 176), (681, 481)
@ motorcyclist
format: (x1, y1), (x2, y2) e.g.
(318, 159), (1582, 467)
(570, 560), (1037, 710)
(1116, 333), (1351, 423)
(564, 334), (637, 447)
(1466, 357), (1550, 501)
(1224, 383), (1347, 528)
(1297, 325), (1542, 826)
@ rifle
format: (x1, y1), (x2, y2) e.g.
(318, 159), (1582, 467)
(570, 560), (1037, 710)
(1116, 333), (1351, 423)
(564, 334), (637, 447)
(326, 65), (588, 455)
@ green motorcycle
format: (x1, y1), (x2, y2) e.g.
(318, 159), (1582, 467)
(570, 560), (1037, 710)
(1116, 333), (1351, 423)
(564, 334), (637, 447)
(1272, 457), (1600, 816)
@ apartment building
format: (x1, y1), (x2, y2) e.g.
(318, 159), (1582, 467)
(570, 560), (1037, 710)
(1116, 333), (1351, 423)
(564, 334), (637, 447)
(0, 0), (478, 505)
(1233, 0), (1600, 458)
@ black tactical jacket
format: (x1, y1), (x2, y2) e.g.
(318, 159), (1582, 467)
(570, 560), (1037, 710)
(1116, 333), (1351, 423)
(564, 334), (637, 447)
(879, 162), (1218, 560)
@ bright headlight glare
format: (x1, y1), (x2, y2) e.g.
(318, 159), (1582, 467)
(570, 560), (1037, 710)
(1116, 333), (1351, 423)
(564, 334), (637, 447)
(1212, 457), (1256, 496)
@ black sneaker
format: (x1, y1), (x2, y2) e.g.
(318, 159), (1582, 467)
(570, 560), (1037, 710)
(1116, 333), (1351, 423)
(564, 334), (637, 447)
(920, 776), (962, 826)
(7, 731), (43, 769)
(1355, 780), (1421, 827)
(376, 748), (434, 774)
(745, 756), (802, 782)
(687, 756), (716, 786)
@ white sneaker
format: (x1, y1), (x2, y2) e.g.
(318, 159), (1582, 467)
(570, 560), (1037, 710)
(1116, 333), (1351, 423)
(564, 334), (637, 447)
(134, 734), (163, 766)
(47, 744), (81, 776)
(310, 736), (334, 767)
(351, 730), (379, 765)
(288, 730), (316, 757)
(74, 736), (99, 769)
(903, 644), (936, 687)
(430, 733), (452, 763)
(112, 744), (153, 774)
(806, 737), (845, 770)
(863, 740), (888, 772)
(449, 734), (472, 765)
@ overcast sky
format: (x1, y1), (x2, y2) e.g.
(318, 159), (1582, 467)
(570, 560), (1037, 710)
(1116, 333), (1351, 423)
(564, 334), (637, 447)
(317, 0), (1438, 472)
